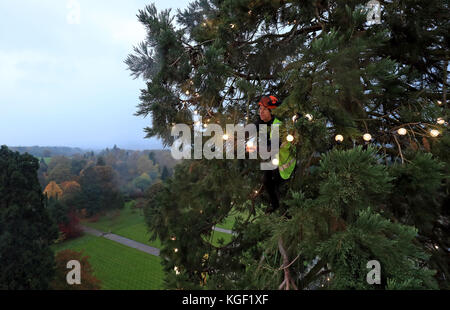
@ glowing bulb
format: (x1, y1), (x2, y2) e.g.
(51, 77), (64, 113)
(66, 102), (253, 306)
(397, 128), (407, 135)
(434, 245), (439, 250)
(286, 134), (294, 142)
(174, 266), (180, 275)
(230, 23), (235, 29)
(254, 190), (258, 194)
(223, 134), (229, 140)
(363, 133), (372, 141)
(171, 236), (176, 241)
(203, 123), (208, 128)
(202, 22), (207, 27)
(437, 117), (445, 125)
(305, 114), (313, 121)
(185, 90), (190, 95)
(272, 158), (279, 166)
(430, 129), (440, 137)
(437, 100), (442, 105)
(174, 248), (178, 253)
(247, 140), (254, 148)
(335, 134), (344, 142)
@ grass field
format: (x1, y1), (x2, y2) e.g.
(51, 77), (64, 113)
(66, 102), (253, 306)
(56, 201), (240, 289)
(83, 201), (237, 248)
(82, 202), (162, 248)
(53, 234), (165, 290)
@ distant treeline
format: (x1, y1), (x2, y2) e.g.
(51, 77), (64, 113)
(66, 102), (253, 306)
(7, 145), (178, 170)
(9, 146), (86, 157)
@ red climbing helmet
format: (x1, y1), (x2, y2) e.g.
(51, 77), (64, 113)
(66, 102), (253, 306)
(258, 96), (280, 110)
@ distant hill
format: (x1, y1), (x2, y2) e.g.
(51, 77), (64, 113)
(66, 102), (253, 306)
(7, 146), (88, 158)
(5, 146), (179, 169)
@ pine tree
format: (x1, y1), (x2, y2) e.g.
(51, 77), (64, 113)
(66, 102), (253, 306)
(128, 1), (449, 289)
(161, 166), (170, 181)
(0, 146), (58, 289)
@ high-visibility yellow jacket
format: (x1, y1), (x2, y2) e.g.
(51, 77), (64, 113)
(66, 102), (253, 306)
(270, 118), (296, 180)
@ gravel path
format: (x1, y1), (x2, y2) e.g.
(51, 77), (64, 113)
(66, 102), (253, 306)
(212, 226), (237, 235)
(81, 226), (160, 257)
(81, 225), (236, 257)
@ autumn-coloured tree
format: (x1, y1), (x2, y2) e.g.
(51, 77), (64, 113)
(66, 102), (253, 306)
(44, 181), (63, 199)
(51, 249), (101, 290)
(60, 181), (82, 206)
(59, 210), (82, 240)
(47, 156), (74, 184)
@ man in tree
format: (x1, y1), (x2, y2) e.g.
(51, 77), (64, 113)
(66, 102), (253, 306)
(252, 96), (296, 214)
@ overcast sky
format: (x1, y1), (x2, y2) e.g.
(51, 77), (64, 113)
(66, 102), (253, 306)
(0, 0), (191, 150)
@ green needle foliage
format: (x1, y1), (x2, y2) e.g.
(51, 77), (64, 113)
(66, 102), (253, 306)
(127, 0), (449, 289)
(0, 146), (58, 289)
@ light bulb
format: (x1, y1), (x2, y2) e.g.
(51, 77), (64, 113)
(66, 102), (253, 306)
(430, 129), (440, 137)
(363, 133), (372, 141)
(171, 236), (176, 241)
(247, 140), (254, 148)
(286, 134), (294, 142)
(437, 100), (442, 105)
(230, 23), (235, 29)
(223, 134), (229, 140)
(174, 266), (180, 275)
(185, 90), (190, 95)
(174, 248), (178, 253)
(397, 128), (407, 135)
(203, 123), (208, 128)
(335, 134), (344, 142)
(305, 114), (313, 121)
(434, 245), (439, 250)
(272, 158), (279, 166)
(437, 117), (445, 125)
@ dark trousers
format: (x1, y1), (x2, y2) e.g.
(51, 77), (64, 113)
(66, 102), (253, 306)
(262, 169), (285, 213)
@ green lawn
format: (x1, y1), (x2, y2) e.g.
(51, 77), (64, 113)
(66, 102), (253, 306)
(83, 201), (240, 248)
(53, 234), (164, 290)
(209, 230), (233, 247)
(82, 202), (161, 248)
